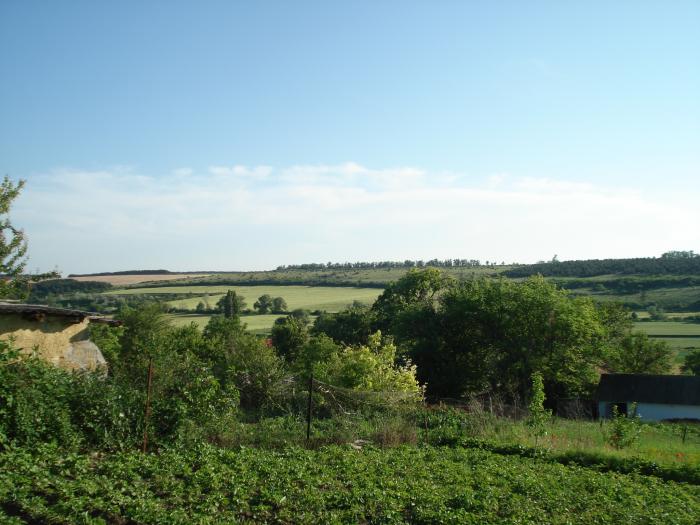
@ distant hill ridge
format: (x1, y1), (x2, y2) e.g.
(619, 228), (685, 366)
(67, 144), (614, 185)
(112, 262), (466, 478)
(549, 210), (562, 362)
(505, 252), (700, 278)
(68, 270), (234, 277)
(69, 252), (700, 280)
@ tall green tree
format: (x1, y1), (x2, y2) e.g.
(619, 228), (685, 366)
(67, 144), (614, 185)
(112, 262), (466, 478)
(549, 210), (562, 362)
(271, 296), (288, 314)
(604, 332), (672, 374)
(372, 267), (449, 332)
(381, 271), (610, 401)
(216, 290), (246, 318)
(254, 294), (274, 314)
(0, 177), (57, 299)
(312, 303), (376, 346)
(271, 315), (309, 361)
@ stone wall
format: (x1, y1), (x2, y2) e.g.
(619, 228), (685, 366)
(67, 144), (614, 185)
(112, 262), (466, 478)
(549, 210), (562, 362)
(0, 314), (107, 372)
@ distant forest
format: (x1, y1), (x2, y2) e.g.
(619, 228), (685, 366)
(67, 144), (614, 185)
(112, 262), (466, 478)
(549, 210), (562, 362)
(277, 259), (497, 271)
(65, 251), (700, 282)
(505, 251), (700, 278)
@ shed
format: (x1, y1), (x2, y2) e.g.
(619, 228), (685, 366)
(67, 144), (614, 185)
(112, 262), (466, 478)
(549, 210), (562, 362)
(596, 373), (700, 421)
(0, 303), (120, 372)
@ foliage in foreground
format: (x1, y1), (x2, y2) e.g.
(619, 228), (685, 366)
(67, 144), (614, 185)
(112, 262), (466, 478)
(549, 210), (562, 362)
(1, 444), (698, 525)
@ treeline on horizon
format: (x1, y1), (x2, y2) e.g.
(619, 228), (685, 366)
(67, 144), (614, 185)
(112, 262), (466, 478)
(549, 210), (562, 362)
(505, 251), (700, 278)
(277, 259), (499, 271)
(64, 251), (700, 280)
(278, 251), (700, 276)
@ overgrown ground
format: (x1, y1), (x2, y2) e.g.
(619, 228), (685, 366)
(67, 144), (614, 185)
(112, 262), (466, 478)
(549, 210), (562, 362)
(1, 443), (697, 524)
(218, 410), (700, 469)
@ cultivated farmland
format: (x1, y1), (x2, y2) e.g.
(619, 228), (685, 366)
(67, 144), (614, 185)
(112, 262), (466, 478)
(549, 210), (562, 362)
(106, 285), (383, 313)
(2, 444), (697, 524)
(168, 313), (296, 333)
(634, 320), (700, 365)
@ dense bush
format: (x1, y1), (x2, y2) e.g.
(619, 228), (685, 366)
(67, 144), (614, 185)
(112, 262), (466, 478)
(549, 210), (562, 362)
(0, 309), (242, 451)
(0, 341), (78, 448)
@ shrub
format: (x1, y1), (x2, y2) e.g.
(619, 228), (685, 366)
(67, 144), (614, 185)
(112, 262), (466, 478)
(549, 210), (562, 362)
(527, 372), (552, 445)
(0, 341), (78, 448)
(606, 403), (642, 449)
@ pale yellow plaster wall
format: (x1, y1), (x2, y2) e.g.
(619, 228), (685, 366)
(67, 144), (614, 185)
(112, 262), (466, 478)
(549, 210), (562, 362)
(0, 314), (106, 371)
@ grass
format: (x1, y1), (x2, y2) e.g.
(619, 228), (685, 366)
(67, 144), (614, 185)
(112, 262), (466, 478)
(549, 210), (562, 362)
(106, 284), (382, 313)
(478, 416), (699, 465)
(596, 285), (700, 308)
(119, 265), (508, 288)
(630, 320), (700, 366)
(167, 313), (313, 334)
(633, 321), (700, 336)
(634, 310), (700, 320)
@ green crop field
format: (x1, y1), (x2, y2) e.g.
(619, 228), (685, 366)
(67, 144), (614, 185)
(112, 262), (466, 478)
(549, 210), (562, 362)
(632, 321), (700, 366)
(634, 311), (700, 320)
(633, 321), (700, 337)
(168, 313), (311, 334)
(107, 285), (383, 313)
(570, 285), (700, 309)
(2, 444), (697, 524)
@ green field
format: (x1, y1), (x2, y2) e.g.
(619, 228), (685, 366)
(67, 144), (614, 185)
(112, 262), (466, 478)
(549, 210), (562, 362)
(633, 321), (700, 336)
(147, 265), (507, 287)
(107, 285), (383, 313)
(634, 310), (700, 320)
(632, 321), (700, 366)
(2, 444), (697, 524)
(571, 284), (700, 309)
(111, 266), (700, 312)
(168, 313), (309, 334)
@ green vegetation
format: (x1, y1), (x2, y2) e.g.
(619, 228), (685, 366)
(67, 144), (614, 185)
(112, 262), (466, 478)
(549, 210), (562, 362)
(606, 403), (642, 449)
(634, 321), (700, 336)
(370, 270), (671, 401)
(632, 321), (700, 367)
(7, 260), (700, 523)
(2, 443), (698, 524)
(168, 313), (287, 334)
(124, 265), (504, 288)
(526, 372), (552, 445)
(505, 251), (700, 278)
(0, 177), (58, 299)
(683, 350), (700, 375)
(108, 284), (382, 313)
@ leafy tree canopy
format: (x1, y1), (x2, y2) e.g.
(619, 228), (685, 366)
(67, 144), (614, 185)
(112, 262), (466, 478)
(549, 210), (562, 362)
(254, 294), (274, 314)
(682, 349), (700, 375)
(216, 290), (246, 318)
(0, 177), (58, 299)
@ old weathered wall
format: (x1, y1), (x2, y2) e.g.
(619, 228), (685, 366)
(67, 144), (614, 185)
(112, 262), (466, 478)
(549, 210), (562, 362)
(0, 314), (107, 372)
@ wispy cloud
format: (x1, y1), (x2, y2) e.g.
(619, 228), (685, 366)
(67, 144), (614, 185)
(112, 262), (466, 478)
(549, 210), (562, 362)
(13, 163), (700, 273)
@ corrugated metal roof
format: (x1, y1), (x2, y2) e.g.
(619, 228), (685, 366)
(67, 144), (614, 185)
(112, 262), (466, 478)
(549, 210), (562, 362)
(597, 374), (700, 405)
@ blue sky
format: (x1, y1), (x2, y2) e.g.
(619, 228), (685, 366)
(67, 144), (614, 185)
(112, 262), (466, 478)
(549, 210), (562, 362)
(1, 1), (698, 273)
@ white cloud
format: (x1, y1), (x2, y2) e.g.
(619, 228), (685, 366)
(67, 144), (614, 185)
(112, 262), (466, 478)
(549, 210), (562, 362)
(209, 165), (273, 179)
(13, 163), (700, 273)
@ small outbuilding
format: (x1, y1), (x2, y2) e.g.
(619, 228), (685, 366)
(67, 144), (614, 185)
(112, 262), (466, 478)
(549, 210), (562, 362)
(0, 303), (120, 372)
(597, 373), (700, 422)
